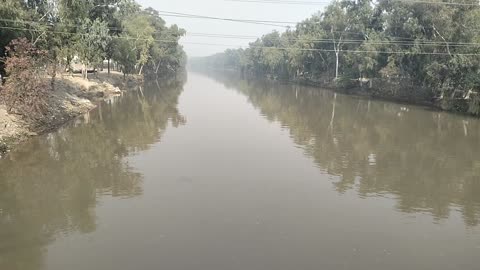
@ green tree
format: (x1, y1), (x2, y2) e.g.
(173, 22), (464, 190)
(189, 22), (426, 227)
(75, 18), (111, 79)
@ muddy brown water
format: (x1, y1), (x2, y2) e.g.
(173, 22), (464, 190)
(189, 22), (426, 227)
(0, 71), (479, 270)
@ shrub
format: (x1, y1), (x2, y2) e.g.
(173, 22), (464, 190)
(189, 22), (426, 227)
(0, 38), (50, 121)
(335, 75), (357, 90)
(468, 94), (480, 116)
(0, 141), (7, 154)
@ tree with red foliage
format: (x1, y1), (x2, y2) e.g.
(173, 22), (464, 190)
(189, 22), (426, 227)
(0, 38), (51, 121)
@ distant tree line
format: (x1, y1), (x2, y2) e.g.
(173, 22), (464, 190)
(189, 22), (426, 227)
(190, 0), (480, 115)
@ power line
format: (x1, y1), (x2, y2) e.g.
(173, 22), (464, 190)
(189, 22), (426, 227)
(0, 11), (295, 33)
(0, 26), (181, 43)
(154, 10), (295, 27)
(226, 0), (329, 4)
(395, 0), (480, 6)
(193, 42), (480, 55)
(188, 32), (259, 39)
(3, 26), (480, 56)
(187, 32), (480, 47)
(176, 40), (480, 55)
(226, 0), (480, 7)
(184, 29), (480, 46)
(176, 30), (477, 47)
(5, 17), (480, 45)
(3, 21), (480, 48)
(156, 10), (298, 24)
(0, 18), (184, 37)
(0, 18), (429, 42)
(0, 18), (257, 39)
(3, 18), (480, 47)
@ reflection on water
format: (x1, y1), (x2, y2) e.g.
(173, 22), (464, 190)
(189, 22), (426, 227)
(0, 77), (186, 270)
(1, 71), (480, 270)
(208, 71), (480, 227)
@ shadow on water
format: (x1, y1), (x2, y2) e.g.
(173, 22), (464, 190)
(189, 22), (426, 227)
(0, 75), (186, 270)
(201, 69), (480, 228)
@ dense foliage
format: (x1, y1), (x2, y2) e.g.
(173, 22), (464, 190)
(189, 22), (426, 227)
(191, 0), (480, 115)
(0, 0), (186, 79)
(1, 38), (49, 119)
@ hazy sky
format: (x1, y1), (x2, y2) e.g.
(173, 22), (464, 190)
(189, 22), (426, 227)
(136, 0), (327, 57)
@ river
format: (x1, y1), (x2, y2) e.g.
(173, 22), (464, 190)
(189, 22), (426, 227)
(0, 71), (479, 270)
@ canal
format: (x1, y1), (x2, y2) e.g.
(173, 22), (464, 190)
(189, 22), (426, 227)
(0, 71), (479, 270)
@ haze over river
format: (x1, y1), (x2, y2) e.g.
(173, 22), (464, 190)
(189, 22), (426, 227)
(0, 71), (479, 270)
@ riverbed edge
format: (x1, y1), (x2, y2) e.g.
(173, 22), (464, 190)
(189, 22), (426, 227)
(0, 72), (142, 156)
(242, 71), (473, 116)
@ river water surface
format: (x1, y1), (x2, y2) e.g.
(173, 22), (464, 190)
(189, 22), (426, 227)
(0, 71), (479, 270)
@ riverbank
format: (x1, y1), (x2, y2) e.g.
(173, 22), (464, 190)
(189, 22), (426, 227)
(0, 71), (142, 156)
(289, 77), (438, 108)
(297, 77), (480, 116)
(223, 69), (475, 116)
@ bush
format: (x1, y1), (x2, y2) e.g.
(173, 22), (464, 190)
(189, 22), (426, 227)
(0, 141), (7, 154)
(440, 98), (469, 113)
(0, 38), (50, 121)
(468, 94), (480, 116)
(335, 75), (357, 90)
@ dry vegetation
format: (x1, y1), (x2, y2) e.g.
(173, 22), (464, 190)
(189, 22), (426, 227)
(0, 69), (141, 155)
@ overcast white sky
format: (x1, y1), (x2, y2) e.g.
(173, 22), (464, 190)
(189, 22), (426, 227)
(136, 0), (327, 57)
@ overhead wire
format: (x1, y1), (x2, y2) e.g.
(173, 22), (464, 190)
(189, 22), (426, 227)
(1, 5), (480, 54)
(3, 19), (480, 48)
(186, 30), (480, 46)
(226, 0), (480, 7)
(154, 10), (295, 27)
(2, 25), (480, 56)
(189, 32), (480, 47)
(0, 17), (464, 41)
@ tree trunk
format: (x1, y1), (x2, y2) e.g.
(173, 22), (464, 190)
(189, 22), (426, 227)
(450, 90), (457, 99)
(331, 27), (341, 81)
(82, 63), (88, 80)
(155, 60), (162, 74)
(51, 51), (57, 91)
(138, 64), (144, 75)
(335, 52), (339, 80)
(51, 64), (57, 91)
(107, 59), (111, 75)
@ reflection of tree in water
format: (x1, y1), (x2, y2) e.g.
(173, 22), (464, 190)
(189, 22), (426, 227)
(208, 71), (480, 227)
(0, 76), (186, 270)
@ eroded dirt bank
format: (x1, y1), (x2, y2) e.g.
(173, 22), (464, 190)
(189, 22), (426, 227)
(0, 72), (142, 156)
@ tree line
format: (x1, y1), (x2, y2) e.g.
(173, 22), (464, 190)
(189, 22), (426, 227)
(0, 0), (186, 79)
(0, 0), (186, 120)
(190, 0), (480, 115)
